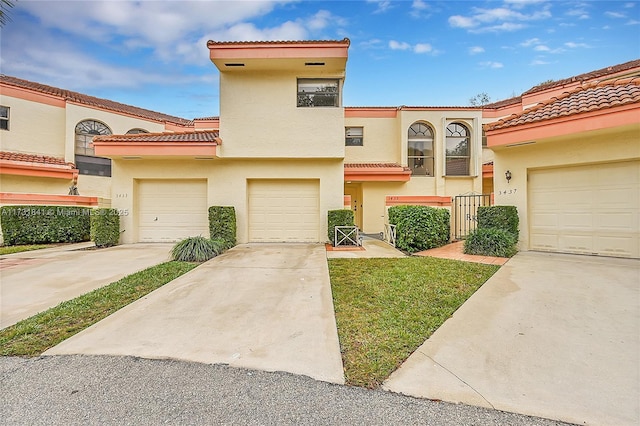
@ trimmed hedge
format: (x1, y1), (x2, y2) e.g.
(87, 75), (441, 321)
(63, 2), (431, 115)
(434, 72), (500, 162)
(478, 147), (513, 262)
(388, 205), (450, 253)
(0, 205), (91, 245)
(208, 206), (236, 250)
(477, 205), (519, 239)
(90, 208), (120, 247)
(464, 228), (518, 258)
(328, 209), (355, 245)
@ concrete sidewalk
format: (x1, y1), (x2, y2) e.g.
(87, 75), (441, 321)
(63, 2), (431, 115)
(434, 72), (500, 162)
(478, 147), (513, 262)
(45, 244), (345, 385)
(1, 243), (172, 329)
(383, 251), (640, 426)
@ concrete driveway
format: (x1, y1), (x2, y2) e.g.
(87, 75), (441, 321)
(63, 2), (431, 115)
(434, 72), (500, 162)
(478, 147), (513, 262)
(45, 244), (345, 385)
(1, 243), (172, 329)
(383, 251), (640, 426)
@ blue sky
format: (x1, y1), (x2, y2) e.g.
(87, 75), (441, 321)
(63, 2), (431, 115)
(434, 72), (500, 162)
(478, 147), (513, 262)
(1, 0), (639, 119)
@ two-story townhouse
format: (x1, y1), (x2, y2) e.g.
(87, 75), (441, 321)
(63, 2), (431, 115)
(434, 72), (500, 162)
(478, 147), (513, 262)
(0, 75), (213, 208)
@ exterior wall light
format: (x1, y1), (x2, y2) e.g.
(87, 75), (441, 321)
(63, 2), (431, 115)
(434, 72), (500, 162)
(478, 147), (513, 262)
(505, 170), (512, 183)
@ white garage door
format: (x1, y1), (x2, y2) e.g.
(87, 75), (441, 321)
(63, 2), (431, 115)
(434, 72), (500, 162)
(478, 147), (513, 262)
(137, 179), (208, 242)
(529, 161), (639, 258)
(248, 179), (320, 242)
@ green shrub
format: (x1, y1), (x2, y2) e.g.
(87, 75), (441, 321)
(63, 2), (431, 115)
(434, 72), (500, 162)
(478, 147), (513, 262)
(0, 205), (90, 245)
(464, 228), (517, 258)
(477, 205), (519, 239)
(328, 209), (355, 244)
(388, 205), (450, 253)
(90, 209), (120, 247)
(171, 236), (223, 262)
(208, 206), (236, 250)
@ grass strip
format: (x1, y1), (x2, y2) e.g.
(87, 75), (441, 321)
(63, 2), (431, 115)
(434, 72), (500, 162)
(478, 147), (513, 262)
(0, 261), (198, 356)
(328, 256), (499, 388)
(0, 245), (52, 255)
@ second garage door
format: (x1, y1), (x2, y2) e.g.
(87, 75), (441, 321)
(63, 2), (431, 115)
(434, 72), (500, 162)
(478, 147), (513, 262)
(248, 179), (320, 242)
(137, 179), (208, 242)
(528, 161), (639, 258)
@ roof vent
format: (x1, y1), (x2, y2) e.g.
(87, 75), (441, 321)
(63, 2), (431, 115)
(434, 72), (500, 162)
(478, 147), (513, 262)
(305, 62), (325, 66)
(225, 63), (245, 67)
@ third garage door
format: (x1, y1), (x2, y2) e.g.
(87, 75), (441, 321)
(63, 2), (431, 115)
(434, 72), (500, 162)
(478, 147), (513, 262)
(528, 161), (639, 258)
(248, 179), (320, 242)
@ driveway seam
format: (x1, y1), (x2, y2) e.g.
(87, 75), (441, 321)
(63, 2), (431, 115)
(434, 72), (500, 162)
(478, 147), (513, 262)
(418, 349), (496, 410)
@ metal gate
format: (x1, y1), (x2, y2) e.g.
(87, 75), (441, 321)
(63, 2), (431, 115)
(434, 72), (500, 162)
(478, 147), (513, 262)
(453, 194), (492, 240)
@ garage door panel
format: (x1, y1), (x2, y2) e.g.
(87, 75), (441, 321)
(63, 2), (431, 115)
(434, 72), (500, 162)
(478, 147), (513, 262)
(529, 161), (639, 258)
(248, 180), (319, 242)
(138, 180), (208, 242)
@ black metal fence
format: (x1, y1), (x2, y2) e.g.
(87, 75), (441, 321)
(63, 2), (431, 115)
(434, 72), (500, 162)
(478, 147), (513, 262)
(453, 194), (492, 240)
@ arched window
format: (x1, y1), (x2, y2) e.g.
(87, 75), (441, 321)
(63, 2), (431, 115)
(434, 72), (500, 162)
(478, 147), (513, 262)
(408, 122), (434, 176)
(445, 122), (470, 176)
(126, 128), (149, 134)
(74, 120), (112, 177)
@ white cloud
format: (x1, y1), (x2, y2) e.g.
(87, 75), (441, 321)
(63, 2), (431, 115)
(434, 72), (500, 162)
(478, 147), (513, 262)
(521, 37), (542, 47)
(480, 61), (504, 69)
(367, 0), (393, 14)
(530, 59), (551, 65)
(469, 46), (485, 54)
(414, 43), (433, 54)
(449, 4), (551, 33)
(534, 45), (550, 51)
(605, 11), (626, 18)
(411, 0), (431, 18)
(564, 42), (590, 48)
(389, 40), (411, 50)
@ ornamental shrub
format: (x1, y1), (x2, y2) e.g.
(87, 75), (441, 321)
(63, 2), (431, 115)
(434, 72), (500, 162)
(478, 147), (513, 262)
(327, 209), (355, 244)
(90, 208), (120, 247)
(208, 206), (236, 250)
(464, 228), (518, 258)
(387, 205), (450, 253)
(477, 205), (519, 239)
(171, 236), (223, 262)
(0, 205), (90, 245)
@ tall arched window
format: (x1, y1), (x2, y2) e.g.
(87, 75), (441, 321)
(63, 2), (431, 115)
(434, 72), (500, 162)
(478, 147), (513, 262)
(126, 128), (149, 134)
(445, 122), (470, 176)
(75, 120), (112, 176)
(408, 122), (434, 176)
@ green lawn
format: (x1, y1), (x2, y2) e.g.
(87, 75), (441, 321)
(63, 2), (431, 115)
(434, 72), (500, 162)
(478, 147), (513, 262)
(0, 261), (198, 356)
(328, 257), (499, 388)
(0, 244), (52, 255)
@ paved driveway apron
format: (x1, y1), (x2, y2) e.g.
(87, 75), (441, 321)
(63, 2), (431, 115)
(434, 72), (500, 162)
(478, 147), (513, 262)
(1, 243), (172, 329)
(383, 251), (640, 426)
(45, 244), (345, 385)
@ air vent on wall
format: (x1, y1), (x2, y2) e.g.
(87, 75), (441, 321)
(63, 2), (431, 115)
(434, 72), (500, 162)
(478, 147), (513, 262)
(305, 62), (325, 66)
(225, 63), (245, 67)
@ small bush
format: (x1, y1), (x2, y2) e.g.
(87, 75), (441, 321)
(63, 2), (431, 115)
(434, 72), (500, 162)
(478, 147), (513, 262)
(328, 209), (355, 244)
(464, 228), (517, 258)
(208, 206), (236, 250)
(477, 205), (519, 239)
(388, 205), (450, 253)
(171, 236), (223, 262)
(0, 205), (90, 245)
(90, 209), (120, 247)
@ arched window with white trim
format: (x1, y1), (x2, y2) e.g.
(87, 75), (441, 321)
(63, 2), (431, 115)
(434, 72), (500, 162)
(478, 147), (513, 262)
(445, 122), (470, 176)
(74, 120), (112, 176)
(408, 122), (434, 176)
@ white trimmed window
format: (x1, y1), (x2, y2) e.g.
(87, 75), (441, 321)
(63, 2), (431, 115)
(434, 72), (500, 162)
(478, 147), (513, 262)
(345, 127), (363, 146)
(75, 120), (112, 177)
(445, 122), (471, 176)
(0, 106), (9, 130)
(408, 122), (434, 176)
(297, 79), (340, 107)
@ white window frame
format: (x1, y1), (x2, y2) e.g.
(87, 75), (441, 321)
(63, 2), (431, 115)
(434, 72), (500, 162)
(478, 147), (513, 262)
(297, 78), (340, 107)
(345, 126), (363, 146)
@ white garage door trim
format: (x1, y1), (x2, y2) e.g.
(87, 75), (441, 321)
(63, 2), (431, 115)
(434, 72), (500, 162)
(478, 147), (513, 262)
(137, 179), (208, 242)
(528, 161), (639, 258)
(248, 179), (320, 242)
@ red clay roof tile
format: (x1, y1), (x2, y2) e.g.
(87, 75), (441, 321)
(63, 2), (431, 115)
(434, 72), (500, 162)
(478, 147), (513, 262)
(93, 130), (220, 143)
(0, 151), (75, 168)
(0, 75), (192, 125)
(485, 77), (640, 131)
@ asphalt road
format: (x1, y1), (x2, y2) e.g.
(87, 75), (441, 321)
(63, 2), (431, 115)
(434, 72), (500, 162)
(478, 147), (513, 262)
(0, 355), (573, 425)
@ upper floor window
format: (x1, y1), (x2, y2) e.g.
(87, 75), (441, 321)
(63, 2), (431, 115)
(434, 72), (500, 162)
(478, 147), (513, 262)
(75, 120), (111, 156)
(0, 106), (9, 130)
(75, 120), (112, 177)
(126, 128), (149, 134)
(408, 122), (434, 176)
(445, 122), (470, 176)
(345, 127), (363, 146)
(297, 79), (339, 107)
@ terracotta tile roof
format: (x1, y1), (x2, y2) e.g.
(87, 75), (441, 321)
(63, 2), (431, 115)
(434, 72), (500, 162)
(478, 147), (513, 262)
(0, 151), (75, 168)
(485, 77), (640, 131)
(523, 59), (640, 95)
(0, 75), (192, 125)
(482, 96), (522, 109)
(93, 130), (220, 143)
(344, 163), (409, 170)
(207, 38), (350, 47)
